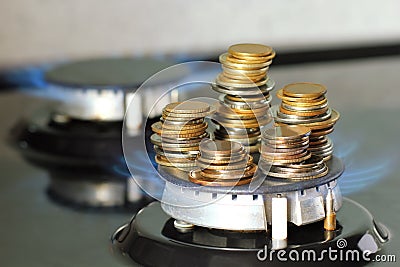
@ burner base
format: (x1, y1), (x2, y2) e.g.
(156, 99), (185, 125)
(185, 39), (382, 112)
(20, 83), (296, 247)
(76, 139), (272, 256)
(112, 199), (389, 266)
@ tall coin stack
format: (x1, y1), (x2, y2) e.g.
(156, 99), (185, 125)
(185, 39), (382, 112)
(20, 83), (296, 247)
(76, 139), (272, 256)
(150, 101), (211, 170)
(189, 139), (257, 186)
(259, 125), (328, 180)
(211, 43), (276, 154)
(275, 82), (340, 161)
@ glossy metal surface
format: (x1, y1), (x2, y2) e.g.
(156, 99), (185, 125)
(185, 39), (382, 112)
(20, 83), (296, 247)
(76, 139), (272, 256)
(112, 199), (389, 266)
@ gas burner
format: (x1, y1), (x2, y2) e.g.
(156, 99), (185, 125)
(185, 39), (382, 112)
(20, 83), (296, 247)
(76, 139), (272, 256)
(11, 57), (184, 210)
(112, 200), (389, 267)
(112, 156), (389, 266)
(159, 156), (343, 231)
(111, 44), (390, 266)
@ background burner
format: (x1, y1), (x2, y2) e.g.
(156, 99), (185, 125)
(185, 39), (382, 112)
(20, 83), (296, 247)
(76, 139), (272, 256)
(10, 57), (183, 210)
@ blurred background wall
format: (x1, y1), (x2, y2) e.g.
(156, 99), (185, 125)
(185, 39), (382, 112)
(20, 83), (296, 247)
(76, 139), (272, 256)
(1, 0), (400, 69)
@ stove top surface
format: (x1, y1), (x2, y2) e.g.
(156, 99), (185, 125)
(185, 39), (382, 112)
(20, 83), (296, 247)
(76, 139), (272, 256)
(1, 55), (400, 266)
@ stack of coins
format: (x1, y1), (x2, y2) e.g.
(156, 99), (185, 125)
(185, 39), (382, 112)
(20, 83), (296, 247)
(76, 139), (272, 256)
(259, 125), (328, 180)
(211, 43), (276, 154)
(189, 139), (257, 186)
(275, 82), (340, 161)
(150, 101), (211, 170)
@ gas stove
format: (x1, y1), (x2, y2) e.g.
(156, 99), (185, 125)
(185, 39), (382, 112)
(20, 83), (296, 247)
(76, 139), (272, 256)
(110, 45), (392, 266)
(1, 53), (399, 267)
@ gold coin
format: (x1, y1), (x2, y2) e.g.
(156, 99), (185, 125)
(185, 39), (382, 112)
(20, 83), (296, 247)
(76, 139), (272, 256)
(222, 71), (266, 82)
(159, 129), (206, 139)
(281, 102), (328, 112)
(287, 156), (325, 168)
(217, 74), (268, 87)
(155, 155), (196, 168)
(277, 89), (325, 102)
(156, 155), (196, 163)
(196, 158), (248, 170)
(310, 127), (334, 137)
(228, 43), (274, 58)
(152, 121), (208, 135)
(189, 170), (253, 186)
(164, 101), (210, 114)
(226, 54), (269, 64)
(158, 145), (199, 153)
(279, 106), (329, 117)
(200, 139), (243, 155)
(220, 55), (272, 70)
(282, 97), (328, 107)
(221, 52), (273, 65)
(151, 133), (206, 146)
(300, 109), (340, 127)
(261, 146), (306, 156)
(263, 125), (311, 140)
(161, 121), (208, 131)
(262, 139), (309, 149)
(267, 165), (328, 180)
(198, 153), (249, 164)
(261, 151), (312, 164)
(282, 82), (327, 98)
(160, 132), (209, 142)
(160, 117), (204, 125)
(228, 51), (276, 62)
(222, 65), (269, 76)
(200, 163), (257, 179)
(262, 150), (308, 160)
(162, 110), (211, 119)
(309, 137), (328, 146)
(225, 94), (270, 102)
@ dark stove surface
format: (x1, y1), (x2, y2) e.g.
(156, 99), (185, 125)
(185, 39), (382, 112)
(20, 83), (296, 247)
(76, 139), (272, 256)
(1, 56), (400, 266)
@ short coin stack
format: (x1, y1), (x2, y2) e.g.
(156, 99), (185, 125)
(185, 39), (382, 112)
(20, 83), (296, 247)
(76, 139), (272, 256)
(212, 43), (276, 154)
(189, 139), (257, 186)
(259, 125), (328, 180)
(275, 82), (340, 161)
(150, 101), (211, 170)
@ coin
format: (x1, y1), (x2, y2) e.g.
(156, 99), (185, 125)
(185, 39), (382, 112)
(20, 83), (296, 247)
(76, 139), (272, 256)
(228, 43), (274, 58)
(282, 82), (327, 98)
(198, 153), (249, 165)
(263, 125), (311, 140)
(200, 163), (257, 179)
(189, 170), (254, 186)
(160, 117), (204, 125)
(222, 65), (269, 76)
(160, 132), (209, 142)
(164, 101), (210, 114)
(279, 105), (329, 117)
(161, 121), (208, 130)
(150, 134), (201, 148)
(277, 89), (325, 102)
(200, 139), (243, 155)
(212, 80), (274, 96)
(216, 74), (268, 88)
(220, 53), (272, 69)
(155, 155), (197, 168)
(267, 165), (328, 180)
(281, 102), (328, 111)
(226, 53), (271, 64)
(151, 121), (208, 135)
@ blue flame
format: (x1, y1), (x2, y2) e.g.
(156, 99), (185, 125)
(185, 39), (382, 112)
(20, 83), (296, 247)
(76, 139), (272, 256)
(112, 150), (164, 199)
(332, 135), (395, 195)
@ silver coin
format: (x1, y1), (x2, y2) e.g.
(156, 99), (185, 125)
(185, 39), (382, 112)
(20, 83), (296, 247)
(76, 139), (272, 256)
(281, 102), (329, 112)
(212, 78), (275, 96)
